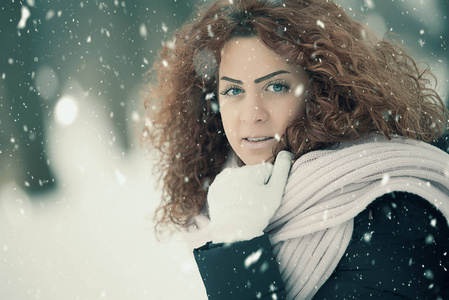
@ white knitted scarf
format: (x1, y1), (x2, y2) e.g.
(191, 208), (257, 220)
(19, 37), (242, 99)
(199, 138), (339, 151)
(185, 135), (449, 300)
(267, 135), (449, 299)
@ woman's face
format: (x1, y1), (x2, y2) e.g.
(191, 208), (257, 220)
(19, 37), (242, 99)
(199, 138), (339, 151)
(218, 37), (309, 165)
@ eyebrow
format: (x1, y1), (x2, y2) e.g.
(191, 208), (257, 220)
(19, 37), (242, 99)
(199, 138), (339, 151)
(220, 70), (290, 85)
(220, 76), (243, 84)
(254, 70), (290, 83)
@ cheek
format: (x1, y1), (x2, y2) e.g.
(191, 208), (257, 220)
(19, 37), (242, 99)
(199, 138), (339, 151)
(271, 100), (302, 136)
(219, 106), (236, 134)
(288, 103), (303, 121)
(277, 97), (303, 123)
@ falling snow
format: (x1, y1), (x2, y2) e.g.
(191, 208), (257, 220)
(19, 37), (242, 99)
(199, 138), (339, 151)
(205, 92), (215, 101)
(1, 1), (448, 299)
(17, 6), (31, 29)
(193, 48), (218, 80)
(424, 269), (434, 280)
(45, 10), (55, 20)
(140, 23), (148, 38)
(54, 95), (78, 126)
(363, 232), (373, 243)
(425, 234), (435, 244)
(381, 173), (390, 186)
(316, 20), (325, 29)
(244, 248), (263, 269)
(207, 24), (214, 37)
(294, 84), (305, 98)
(211, 101), (219, 113)
(430, 218), (437, 227)
(161, 22), (168, 33)
(364, 0), (374, 9)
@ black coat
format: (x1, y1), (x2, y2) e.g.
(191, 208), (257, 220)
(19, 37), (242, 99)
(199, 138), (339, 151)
(194, 192), (449, 299)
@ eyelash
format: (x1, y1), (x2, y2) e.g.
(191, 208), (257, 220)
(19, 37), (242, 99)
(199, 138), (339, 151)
(219, 85), (242, 96)
(219, 80), (290, 97)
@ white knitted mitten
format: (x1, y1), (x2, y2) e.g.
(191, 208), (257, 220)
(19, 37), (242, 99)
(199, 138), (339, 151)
(207, 151), (293, 244)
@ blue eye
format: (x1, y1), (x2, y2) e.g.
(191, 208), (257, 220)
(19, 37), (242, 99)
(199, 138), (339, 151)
(272, 84), (284, 92)
(220, 86), (244, 97)
(266, 82), (289, 93)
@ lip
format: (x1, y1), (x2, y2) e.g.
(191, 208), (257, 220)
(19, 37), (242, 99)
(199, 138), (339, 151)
(242, 136), (275, 150)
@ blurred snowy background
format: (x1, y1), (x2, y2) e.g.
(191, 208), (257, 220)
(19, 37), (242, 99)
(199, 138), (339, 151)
(0, 0), (447, 299)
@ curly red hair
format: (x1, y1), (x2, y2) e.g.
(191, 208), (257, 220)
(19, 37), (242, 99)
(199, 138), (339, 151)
(143, 0), (448, 236)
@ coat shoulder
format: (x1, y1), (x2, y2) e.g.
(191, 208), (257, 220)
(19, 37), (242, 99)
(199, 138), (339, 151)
(314, 191), (449, 299)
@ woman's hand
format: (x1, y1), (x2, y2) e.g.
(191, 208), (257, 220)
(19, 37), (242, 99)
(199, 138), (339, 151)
(207, 151), (294, 244)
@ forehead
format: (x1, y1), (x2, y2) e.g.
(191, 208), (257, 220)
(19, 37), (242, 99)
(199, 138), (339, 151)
(219, 37), (292, 78)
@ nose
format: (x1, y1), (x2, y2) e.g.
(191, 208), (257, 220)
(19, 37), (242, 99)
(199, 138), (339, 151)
(240, 93), (268, 123)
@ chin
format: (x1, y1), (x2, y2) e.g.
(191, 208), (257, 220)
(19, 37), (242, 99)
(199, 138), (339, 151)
(240, 154), (273, 166)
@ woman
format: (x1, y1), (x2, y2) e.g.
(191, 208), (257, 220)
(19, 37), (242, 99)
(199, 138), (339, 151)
(144, 0), (449, 299)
